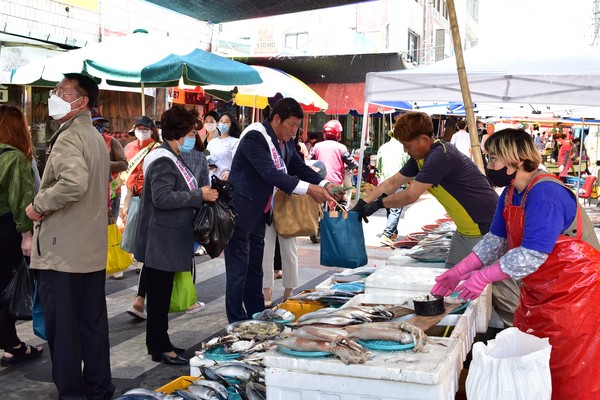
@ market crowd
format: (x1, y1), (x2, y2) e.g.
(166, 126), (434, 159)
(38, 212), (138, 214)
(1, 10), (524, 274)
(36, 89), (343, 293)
(2, 72), (599, 399)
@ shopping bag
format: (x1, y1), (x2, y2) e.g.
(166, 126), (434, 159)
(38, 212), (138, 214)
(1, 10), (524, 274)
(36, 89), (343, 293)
(107, 223), (133, 275)
(272, 191), (320, 238)
(1, 257), (33, 320)
(192, 176), (236, 258)
(32, 284), (47, 340)
(466, 327), (552, 400)
(320, 208), (368, 268)
(120, 196), (140, 253)
(169, 271), (197, 313)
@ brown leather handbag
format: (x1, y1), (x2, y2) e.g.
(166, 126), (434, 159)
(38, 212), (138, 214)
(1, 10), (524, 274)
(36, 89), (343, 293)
(272, 191), (320, 238)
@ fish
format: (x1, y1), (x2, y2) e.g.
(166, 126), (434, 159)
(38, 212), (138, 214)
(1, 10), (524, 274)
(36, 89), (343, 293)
(173, 389), (201, 400)
(293, 326), (348, 341)
(212, 362), (261, 382)
(345, 322), (429, 352)
(246, 381), (267, 400)
(114, 389), (182, 400)
(184, 385), (221, 400)
(331, 274), (365, 283)
(191, 380), (228, 400)
(294, 305), (394, 327)
(275, 336), (368, 364)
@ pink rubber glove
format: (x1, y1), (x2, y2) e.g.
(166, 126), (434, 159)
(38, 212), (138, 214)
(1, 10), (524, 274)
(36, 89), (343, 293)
(431, 252), (483, 297)
(455, 263), (510, 300)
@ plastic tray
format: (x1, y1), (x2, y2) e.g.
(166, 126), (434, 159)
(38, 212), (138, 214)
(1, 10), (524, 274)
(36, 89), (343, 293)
(278, 346), (332, 358)
(357, 339), (415, 351)
(203, 345), (241, 361)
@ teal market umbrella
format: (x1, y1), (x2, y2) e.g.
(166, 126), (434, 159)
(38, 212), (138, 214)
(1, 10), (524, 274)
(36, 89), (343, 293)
(10, 30), (261, 109)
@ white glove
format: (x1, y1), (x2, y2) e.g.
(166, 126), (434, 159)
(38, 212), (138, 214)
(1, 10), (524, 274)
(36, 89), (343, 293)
(558, 165), (564, 173)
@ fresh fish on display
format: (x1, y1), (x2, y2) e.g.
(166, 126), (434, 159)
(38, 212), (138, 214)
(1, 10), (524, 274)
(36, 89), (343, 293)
(331, 274), (365, 283)
(182, 385), (221, 400)
(212, 362), (262, 383)
(274, 336), (369, 364)
(292, 326), (349, 342)
(345, 321), (429, 352)
(114, 388), (179, 400)
(173, 389), (203, 400)
(288, 290), (355, 302)
(407, 245), (449, 262)
(295, 305), (394, 327)
(191, 380), (228, 400)
(255, 308), (294, 322)
(246, 381), (267, 400)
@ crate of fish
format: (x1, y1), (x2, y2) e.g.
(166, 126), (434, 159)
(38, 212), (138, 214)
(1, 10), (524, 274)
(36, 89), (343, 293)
(275, 290), (337, 320)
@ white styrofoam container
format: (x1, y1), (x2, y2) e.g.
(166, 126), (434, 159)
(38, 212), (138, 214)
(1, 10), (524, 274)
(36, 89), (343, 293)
(341, 293), (476, 362)
(264, 336), (463, 400)
(364, 264), (491, 333)
(386, 252), (447, 269)
(315, 267), (366, 291)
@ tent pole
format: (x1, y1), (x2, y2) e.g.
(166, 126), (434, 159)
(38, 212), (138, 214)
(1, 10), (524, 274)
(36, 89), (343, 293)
(576, 118), (586, 200)
(354, 103), (370, 204)
(446, 0), (484, 173)
(141, 82), (146, 115)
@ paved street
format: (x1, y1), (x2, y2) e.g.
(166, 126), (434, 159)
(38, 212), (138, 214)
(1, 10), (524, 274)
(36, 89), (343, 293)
(0, 199), (429, 399)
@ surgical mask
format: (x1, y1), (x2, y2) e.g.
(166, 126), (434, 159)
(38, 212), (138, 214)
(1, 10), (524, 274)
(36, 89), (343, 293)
(204, 122), (216, 132)
(48, 94), (79, 120)
(486, 166), (516, 187)
(135, 129), (152, 142)
(217, 123), (230, 134)
(178, 136), (196, 153)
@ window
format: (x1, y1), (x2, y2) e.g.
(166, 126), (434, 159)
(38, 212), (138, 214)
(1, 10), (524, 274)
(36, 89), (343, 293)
(285, 32), (309, 50)
(407, 30), (420, 63)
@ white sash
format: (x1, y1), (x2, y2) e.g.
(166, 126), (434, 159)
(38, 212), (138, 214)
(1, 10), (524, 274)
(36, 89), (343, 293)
(143, 148), (198, 190)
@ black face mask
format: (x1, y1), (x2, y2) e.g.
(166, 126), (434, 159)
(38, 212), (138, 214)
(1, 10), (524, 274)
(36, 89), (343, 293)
(486, 166), (516, 187)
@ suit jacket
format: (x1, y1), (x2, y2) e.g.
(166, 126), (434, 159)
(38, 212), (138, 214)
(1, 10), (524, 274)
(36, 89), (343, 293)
(229, 121), (323, 231)
(134, 143), (204, 271)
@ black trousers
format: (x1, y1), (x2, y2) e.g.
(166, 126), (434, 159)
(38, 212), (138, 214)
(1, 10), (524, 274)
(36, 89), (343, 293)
(38, 269), (114, 400)
(144, 266), (176, 355)
(0, 214), (23, 351)
(223, 218), (266, 323)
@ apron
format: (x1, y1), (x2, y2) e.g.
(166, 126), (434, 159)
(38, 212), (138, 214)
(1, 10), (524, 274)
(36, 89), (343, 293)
(507, 173), (600, 400)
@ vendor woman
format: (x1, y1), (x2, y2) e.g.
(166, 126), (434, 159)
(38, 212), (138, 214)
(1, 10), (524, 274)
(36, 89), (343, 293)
(432, 128), (600, 399)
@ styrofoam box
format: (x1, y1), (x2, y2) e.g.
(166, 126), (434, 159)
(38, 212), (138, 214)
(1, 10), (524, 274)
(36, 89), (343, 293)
(386, 252), (446, 269)
(315, 267), (365, 291)
(342, 293), (477, 363)
(364, 264), (491, 333)
(264, 335), (463, 400)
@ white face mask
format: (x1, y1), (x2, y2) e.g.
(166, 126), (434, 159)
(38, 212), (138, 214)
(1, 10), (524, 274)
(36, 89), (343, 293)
(48, 94), (79, 120)
(204, 122), (216, 133)
(135, 129), (152, 142)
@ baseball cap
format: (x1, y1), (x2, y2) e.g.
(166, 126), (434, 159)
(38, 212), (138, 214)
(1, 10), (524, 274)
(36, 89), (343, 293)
(92, 116), (109, 123)
(128, 116), (156, 135)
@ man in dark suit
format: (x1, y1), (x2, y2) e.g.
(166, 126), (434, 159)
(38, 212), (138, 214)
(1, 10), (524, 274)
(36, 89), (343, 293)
(225, 98), (334, 322)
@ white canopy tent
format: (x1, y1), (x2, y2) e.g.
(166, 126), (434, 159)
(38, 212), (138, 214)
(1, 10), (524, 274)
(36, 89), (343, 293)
(355, 46), (600, 200)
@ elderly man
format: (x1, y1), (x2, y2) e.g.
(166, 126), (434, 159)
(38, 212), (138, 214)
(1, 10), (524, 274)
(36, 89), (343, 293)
(26, 73), (114, 400)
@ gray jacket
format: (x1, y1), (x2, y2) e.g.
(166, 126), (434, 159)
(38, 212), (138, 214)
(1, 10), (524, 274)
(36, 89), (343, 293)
(31, 111), (109, 273)
(134, 143), (204, 271)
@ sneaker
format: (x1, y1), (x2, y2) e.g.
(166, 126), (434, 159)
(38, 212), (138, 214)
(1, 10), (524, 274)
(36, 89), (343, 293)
(380, 235), (394, 247)
(126, 306), (147, 320)
(186, 301), (206, 315)
(194, 247), (207, 256)
(112, 271), (124, 279)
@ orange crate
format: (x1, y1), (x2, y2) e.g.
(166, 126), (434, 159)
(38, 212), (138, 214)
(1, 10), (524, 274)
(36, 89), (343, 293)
(155, 376), (198, 394)
(275, 290), (324, 321)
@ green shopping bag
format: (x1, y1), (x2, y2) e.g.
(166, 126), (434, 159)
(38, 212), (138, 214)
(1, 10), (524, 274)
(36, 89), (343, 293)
(169, 271), (197, 313)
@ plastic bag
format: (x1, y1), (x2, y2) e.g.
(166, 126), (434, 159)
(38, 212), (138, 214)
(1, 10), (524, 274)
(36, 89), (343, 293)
(32, 283), (46, 340)
(120, 196), (140, 253)
(2, 257), (34, 320)
(107, 223), (133, 275)
(466, 327), (552, 400)
(169, 271), (197, 313)
(193, 176), (236, 258)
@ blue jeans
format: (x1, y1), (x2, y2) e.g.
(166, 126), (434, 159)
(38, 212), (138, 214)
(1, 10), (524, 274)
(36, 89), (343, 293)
(383, 207), (402, 238)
